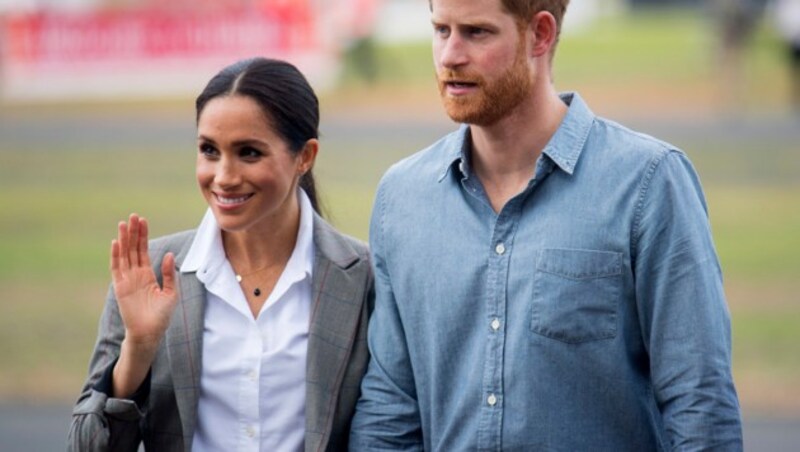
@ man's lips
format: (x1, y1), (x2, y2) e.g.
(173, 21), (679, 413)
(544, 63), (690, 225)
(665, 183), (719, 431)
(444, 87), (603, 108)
(443, 80), (479, 95)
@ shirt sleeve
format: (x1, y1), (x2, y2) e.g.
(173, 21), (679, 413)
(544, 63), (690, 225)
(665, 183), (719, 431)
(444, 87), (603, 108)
(349, 178), (425, 451)
(632, 150), (743, 450)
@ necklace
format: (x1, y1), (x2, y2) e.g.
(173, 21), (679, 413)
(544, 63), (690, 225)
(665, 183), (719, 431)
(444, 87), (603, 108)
(234, 265), (270, 298)
(235, 273), (263, 297)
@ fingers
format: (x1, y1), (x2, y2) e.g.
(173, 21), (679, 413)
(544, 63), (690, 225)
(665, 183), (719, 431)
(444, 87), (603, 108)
(110, 239), (122, 282)
(113, 214), (160, 281)
(139, 217), (151, 269)
(116, 214), (149, 272)
(117, 220), (129, 271)
(161, 252), (177, 295)
(128, 214), (141, 268)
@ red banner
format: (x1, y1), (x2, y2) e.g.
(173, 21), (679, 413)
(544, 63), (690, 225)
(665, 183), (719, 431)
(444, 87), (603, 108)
(0, 5), (339, 101)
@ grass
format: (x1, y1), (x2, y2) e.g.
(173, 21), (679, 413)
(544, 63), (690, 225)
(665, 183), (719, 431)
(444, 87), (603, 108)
(1, 7), (798, 416)
(709, 186), (800, 280)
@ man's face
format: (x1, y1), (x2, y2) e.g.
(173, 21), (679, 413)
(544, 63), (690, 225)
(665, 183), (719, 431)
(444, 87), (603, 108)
(432, 0), (533, 126)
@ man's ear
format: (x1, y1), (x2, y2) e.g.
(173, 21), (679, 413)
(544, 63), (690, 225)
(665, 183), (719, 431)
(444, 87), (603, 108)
(528, 11), (559, 58)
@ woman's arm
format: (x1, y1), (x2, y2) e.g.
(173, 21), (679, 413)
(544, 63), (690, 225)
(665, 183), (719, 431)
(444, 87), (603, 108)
(109, 215), (177, 398)
(68, 215), (178, 451)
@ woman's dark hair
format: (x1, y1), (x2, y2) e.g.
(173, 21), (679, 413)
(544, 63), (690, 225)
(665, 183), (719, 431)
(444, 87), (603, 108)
(196, 57), (322, 213)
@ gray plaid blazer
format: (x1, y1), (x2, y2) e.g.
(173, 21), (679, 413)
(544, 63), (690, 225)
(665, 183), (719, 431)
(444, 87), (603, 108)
(68, 214), (374, 452)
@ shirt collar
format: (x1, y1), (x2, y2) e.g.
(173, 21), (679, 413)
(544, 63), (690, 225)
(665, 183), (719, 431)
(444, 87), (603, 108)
(437, 124), (470, 182)
(437, 92), (594, 181)
(181, 209), (223, 275)
(541, 92), (594, 175)
(287, 187), (315, 282)
(180, 188), (315, 283)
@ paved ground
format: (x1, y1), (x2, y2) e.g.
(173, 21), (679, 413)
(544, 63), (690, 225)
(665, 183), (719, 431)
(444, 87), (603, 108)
(1, 108), (798, 151)
(0, 402), (797, 450)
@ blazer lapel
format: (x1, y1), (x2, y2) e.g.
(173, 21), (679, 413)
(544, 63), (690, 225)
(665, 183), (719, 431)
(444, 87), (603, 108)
(305, 215), (368, 452)
(164, 236), (206, 451)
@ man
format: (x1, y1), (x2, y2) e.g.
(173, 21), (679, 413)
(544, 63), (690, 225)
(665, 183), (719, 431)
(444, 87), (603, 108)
(349, 0), (743, 450)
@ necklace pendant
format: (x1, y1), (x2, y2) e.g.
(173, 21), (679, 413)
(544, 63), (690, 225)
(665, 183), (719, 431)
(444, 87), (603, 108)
(254, 288), (261, 297)
(236, 274), (242, 283)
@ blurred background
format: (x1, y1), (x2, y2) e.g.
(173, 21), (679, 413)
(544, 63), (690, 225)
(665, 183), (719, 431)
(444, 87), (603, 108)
(0, 0), (798, 449)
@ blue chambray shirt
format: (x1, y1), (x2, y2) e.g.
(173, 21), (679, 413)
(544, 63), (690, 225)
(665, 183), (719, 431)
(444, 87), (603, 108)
(350, 93), (742, 451)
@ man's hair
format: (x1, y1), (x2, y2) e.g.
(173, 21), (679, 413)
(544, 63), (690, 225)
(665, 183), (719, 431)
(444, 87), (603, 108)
(501, 0), (570, 35)
(428, 0), (570, 52)
(428, 0), (569, 28)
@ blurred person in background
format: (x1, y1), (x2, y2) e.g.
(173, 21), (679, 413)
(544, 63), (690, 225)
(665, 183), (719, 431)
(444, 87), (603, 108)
(68, 57), (373, 452)
(338, 0), (382, 83)
(774, 0), (800, 111)
(350, 0), (742, 450)
(709, 0), (768, 108)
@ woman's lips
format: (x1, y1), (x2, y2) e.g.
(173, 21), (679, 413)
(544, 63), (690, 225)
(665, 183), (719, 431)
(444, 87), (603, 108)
(214, 193), (253, 210)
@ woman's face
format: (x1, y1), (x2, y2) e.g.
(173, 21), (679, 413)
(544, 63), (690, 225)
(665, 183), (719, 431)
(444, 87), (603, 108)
(196, 94), (314, 233)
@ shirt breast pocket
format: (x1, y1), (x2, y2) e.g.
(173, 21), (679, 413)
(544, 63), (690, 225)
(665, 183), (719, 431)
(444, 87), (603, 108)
(530, 248), (622, 344)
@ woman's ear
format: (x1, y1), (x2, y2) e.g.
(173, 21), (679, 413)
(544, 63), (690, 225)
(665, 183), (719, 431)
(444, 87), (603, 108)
(298, 138), (319, 175)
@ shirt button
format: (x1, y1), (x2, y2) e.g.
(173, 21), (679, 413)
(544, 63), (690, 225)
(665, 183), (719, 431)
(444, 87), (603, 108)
(495, 243), (506, 255)
(248, 370), (257, 381)
(487, 394), (497, 406)
(246, 426), (256, 438)
(491, 318), (501, 331)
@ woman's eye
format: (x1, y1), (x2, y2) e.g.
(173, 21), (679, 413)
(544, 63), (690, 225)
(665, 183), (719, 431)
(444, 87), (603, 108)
(199, 144), (218, 157)
(240, 147), (263, 159)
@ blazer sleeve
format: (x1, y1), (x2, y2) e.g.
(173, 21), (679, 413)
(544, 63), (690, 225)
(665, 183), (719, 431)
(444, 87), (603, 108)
(67, 284), (146, 452)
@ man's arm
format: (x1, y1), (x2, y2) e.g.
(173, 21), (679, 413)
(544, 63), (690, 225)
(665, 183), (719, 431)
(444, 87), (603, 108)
(633, 150), (742, 450)
(349, 180), (424, 451)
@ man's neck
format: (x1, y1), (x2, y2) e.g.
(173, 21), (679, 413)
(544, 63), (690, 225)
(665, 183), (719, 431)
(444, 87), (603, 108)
(469, 85), (568, 213)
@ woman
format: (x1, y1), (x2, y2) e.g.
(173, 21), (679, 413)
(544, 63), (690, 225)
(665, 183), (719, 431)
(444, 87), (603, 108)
(68, 58), (373, 452)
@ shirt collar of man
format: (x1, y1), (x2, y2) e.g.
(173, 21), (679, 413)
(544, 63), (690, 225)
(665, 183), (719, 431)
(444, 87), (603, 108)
(438, 92), (594, 183)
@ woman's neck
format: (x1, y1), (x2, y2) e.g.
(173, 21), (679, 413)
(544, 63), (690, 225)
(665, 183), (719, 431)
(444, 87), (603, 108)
(222, 205), (300, 276)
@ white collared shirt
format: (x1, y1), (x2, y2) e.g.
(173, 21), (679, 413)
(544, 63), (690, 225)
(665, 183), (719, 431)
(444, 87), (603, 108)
(182, 189), (315, 452)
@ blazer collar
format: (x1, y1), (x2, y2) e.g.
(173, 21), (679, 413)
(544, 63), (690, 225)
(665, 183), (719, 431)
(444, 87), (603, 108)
(311, 212), (360, 270)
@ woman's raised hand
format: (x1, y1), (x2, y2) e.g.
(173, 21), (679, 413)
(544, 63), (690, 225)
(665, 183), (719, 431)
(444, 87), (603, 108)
(111, 214), (178, 351)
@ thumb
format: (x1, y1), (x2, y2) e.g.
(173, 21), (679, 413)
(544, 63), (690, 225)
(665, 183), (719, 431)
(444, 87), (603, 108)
(161, 252), (177, 295)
